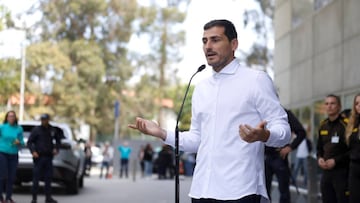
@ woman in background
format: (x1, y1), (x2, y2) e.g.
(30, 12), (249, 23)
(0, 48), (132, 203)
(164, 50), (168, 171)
(0, 111), (25, 203)
(345, 93), (360, 203)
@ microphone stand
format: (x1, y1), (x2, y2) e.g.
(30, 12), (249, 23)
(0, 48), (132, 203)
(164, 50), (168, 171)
(175, 64), (206, 203)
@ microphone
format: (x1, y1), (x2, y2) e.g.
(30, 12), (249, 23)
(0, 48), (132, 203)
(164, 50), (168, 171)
(175, 64), (206, 203)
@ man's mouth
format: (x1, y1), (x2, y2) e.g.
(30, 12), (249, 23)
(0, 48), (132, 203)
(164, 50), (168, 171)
(206, 52), (216, 57)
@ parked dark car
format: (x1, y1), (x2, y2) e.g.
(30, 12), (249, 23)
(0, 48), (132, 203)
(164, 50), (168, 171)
(16, 121), (86, 194)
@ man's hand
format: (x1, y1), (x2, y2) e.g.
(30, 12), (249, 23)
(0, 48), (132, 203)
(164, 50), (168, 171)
(325, 158), (335, 169)
(318, 157), (335, 170)
(239, 121), (270, 143)
(279, 146), (292, 159)
(128, 117), (167, 141)
(32, 151), (39, 158)
(53, 149), (58, 155)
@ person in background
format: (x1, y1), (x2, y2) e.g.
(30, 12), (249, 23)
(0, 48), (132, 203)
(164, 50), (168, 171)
(128, 19), (291, 203)
(99, 142), (113, 179)
(157, 144), (174, 179)
(117, 141), (132, 178)
(143, 143), (154, 178)
(27, 113), (61, 203)
(345, 93), (360, 203)
(182, 152), (196, 176)
(83, 141), (92, 176)
(317, 94), (349, 203)
(292, 133), (312, 187)
(265, 108), (306, 203)
(138, 145), (145, 177)
(0, 110), (25, 203)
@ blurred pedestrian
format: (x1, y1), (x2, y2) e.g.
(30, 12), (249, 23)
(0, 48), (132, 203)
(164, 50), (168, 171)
(27, 113), (61, 203)
(293, 135), (312, 187)
(117, 141), (132, 178)
(345, 93), (360, 203)
(0, 110), (25, 203)
(99, 142), (113, 179)
(138, 145), (145, 177)
(84, 142), (92, 176)
(182, 152), (196, 176)
(143, 143), (153, 178)
(317, 94), (349, 203)
(265, 108), (306, 203)
(157, 144), (174, 179)
(129, 19), (291, 202)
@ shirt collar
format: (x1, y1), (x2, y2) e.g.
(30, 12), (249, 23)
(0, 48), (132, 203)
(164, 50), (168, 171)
(212, 58), (239, 78)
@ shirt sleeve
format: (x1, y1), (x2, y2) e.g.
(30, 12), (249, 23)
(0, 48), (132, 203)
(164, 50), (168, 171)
(17, 126), (25, 147)
(253, 72), (291, 147)
(27, 127), (38, 153)
(286, 109), (307, 149)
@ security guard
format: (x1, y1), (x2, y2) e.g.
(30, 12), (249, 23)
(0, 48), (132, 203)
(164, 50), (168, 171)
(317, 94), (349, 203)
(27, 114), (61, 203)
(265, 108), (306, 203)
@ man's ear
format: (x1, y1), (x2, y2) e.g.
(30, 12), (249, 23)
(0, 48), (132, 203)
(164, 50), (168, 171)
(231, 38), (238, 52)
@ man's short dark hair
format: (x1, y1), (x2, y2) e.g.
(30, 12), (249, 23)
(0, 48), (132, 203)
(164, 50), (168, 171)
(40, 113), (50, 120)
(326, 94), (341, 106)
(203, 19), (238, 42)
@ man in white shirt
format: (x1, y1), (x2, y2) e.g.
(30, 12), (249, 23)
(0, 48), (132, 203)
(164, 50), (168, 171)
(128, 19), (291, 203)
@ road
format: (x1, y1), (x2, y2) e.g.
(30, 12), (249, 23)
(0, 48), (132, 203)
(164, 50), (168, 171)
(12, 174), (193, 203)
(12, 167), (309, 203)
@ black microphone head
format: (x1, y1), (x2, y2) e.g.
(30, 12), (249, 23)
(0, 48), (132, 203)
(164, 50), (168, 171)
(198, 64), (206, 72)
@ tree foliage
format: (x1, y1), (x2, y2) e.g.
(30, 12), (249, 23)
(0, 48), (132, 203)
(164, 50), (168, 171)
(7, 0), (190, 141)
(21, 0), (138, 140)
(243, 0), (274, 73)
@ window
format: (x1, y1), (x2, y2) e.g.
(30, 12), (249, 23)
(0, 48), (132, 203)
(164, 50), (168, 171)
(292, 0), (313, 28)
(314, 0), (334, 11)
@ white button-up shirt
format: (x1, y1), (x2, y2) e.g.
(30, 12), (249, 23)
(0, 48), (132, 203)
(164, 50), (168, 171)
(165, 59), (291, 201)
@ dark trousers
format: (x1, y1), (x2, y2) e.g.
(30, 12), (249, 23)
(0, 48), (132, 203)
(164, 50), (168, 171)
(119, 158), (129, 178)
(32, 156), (53, 200)
(265, 155), (291, 203)
(0, 152), (18, 201)
(191, 194), (261, 203)
(349, 162), (360, 203)
(100, 161), (110, 178)
(321, 167), (349, 203)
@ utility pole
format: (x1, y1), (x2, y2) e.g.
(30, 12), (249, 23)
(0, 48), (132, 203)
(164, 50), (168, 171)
(112, 100), (120, 176)
(19, 41), (26, 121)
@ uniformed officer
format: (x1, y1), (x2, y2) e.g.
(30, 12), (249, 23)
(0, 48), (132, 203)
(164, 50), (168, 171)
(265, 108), (307, 203)
(27, 114), (61, 203)
(317, 94), (349, 203)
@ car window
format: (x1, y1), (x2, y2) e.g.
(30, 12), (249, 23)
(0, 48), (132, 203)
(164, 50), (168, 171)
(20, 124), (66, 140)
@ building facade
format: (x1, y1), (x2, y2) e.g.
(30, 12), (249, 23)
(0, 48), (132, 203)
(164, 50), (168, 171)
(274, 0), (360, 139)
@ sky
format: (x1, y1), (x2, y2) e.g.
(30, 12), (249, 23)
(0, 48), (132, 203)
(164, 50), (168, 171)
(1, 0), (263, 83)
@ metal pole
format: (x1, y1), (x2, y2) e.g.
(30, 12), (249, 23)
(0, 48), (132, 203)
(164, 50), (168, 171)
(113, 101), (120, 176)
(19, 43), (26, 121)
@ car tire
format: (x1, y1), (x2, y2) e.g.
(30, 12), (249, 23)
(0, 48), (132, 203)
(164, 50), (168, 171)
(79, 174), (84, 188)
(66, 175), (79, 194)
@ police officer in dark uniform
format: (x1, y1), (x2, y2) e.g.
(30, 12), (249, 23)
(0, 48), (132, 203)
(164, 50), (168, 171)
(317, 94), (349, 203)
(265, 108), (306, 203)
(27, 114), (61, 203)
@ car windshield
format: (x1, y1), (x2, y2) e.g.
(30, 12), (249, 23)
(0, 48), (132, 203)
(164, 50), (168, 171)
(21, 124), (66, 140)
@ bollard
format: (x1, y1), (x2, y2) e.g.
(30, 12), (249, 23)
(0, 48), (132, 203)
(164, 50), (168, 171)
(307, 154), (319, 203)
(132, 159), (137, 182)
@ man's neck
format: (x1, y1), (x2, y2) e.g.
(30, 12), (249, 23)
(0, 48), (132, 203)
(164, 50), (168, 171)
(328, 114), (339, 121)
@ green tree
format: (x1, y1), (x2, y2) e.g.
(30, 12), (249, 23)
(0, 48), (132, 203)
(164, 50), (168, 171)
(242, 0), (274, 74)
(25, 0), (139, 141)
(0, 4), (18, 106)
(131, 0), (189, 127)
